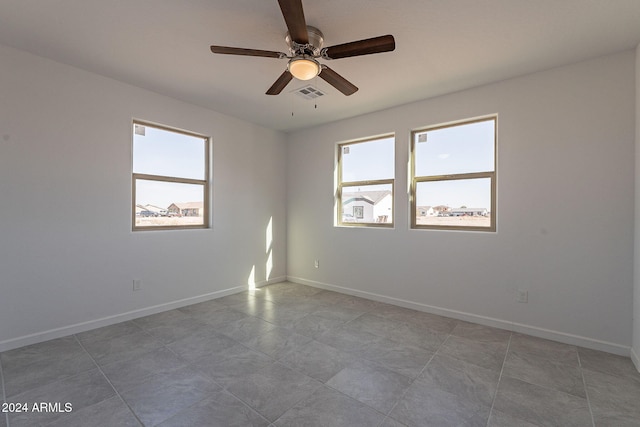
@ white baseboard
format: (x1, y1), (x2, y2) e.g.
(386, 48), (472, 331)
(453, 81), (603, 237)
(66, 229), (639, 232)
(255, 275), (287, 289)
(631, 347), (640, 373)
(0, 276), (287, 353)
(288, 276), (631, 357)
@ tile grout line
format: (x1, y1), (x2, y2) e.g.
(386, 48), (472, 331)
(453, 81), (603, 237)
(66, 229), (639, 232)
(217, 387), (273, 425)
(484, 331), (512, 427)
(129, 316), (273, 424)
(378, 325), (456, 426)
(162, 299), (308, 426)
(180, 346), (277, 424)
(230, 303), (338, 425)
(72, 335), (145, 427)
(136, 331), (275, 425)
(314, 382), (390, 427)
(577, 352), (596, 427)
(245, 294), (404, 426)
(0, 355), (9, 427)
(318, 378), (391, 425)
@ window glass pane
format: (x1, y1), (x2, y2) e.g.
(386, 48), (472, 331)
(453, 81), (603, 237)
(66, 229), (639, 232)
(342, 183), (392, 224)
(415, 119), (494, 176)
(415, 178), (491, 228)
(133, 124), (206, 180)
(341, 136), (394, 182)
(135, 179), (205, 228)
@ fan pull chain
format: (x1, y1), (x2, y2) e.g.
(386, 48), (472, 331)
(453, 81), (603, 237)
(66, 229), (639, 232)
(314, 76), (319, 109)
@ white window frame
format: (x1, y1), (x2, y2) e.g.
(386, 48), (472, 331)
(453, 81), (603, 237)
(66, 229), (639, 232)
(132, 120), (210, 231)
(336, 135), (395, 228)
(410, 116), (497, 232)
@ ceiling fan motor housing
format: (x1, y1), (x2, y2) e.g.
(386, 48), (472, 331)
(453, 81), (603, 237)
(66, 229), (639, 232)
(286, 26), (324, 56)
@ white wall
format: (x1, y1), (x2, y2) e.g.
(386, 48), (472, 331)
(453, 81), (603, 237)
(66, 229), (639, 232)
(287, 50), (636, 354)
(633, 43), (640, 368)
(0, 44), (287, 351)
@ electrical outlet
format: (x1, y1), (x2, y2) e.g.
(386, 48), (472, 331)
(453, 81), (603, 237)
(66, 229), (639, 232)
(314, 259), (319, 269)
(133, 279), (142, 291)
(516, 289), (528, 303)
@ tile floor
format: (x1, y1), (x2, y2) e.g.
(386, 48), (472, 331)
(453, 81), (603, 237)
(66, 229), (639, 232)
(1, 282), (640, 426)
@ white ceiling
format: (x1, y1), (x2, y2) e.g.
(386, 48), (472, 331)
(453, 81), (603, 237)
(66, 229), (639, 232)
(1, 0), (640, 133)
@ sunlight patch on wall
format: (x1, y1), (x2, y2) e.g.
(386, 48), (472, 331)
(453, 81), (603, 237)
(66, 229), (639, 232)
(266, 216), (273, 253)
(247, 265), (256, 290)
(266, 216), (273, 280)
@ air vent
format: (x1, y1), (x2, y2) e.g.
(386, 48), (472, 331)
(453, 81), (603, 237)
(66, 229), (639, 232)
(293, 85), (326, 100)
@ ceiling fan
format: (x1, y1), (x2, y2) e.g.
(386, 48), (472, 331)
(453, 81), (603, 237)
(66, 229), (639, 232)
(210, 0), (395, 96)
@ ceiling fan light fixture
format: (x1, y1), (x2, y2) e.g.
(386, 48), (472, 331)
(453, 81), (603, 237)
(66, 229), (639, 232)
(210, 1), (395, 95)
(288, 57), (320, 81)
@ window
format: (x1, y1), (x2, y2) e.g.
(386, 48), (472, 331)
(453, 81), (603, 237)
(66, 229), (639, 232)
(337, 135), (394, 227)
(132, 121), (210, 230)
(410, 117), (496, 231)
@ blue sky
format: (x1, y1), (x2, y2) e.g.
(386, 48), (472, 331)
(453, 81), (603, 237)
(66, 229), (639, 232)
(133, 124), (207, 208)
(133, 118), (494, 211)
(341, 119), (495, 209)
(341, 135), (395, 182)
(414, 119), (494, 208)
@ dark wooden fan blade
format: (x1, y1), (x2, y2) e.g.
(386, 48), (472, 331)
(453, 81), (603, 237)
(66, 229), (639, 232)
(322, 35), (395, 60)
(318, 66), (358, 96)
(210, 45), (285, 58)
(278, 0), (308, 44)
(266, 70), (294, 95)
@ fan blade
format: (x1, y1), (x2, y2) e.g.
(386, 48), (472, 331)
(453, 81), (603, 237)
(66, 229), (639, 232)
(322, 35), (395, 60)
(278, 0), (308, 44)
(319, 66), (358, 96)
(266, 70), (294, 95)
(210, 45), (285, 58)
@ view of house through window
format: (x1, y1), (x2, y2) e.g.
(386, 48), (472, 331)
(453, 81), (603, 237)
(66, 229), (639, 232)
(411, 117), (496, 231)
(337, 135), (395, 227)
(132, 121), (210, 230)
